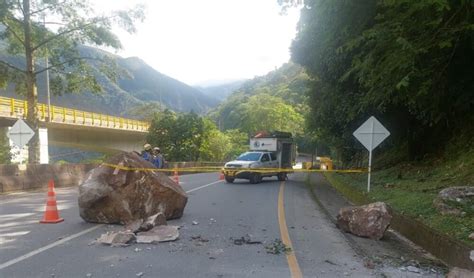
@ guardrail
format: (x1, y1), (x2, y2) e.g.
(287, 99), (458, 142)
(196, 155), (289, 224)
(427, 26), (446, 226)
(0, 96), (149, 132)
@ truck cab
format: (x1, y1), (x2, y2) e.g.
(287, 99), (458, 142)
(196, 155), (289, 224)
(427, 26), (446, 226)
(223, 131), (295, 184)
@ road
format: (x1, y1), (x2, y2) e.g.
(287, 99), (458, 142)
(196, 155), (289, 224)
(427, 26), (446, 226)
(1, 172), (375, 278)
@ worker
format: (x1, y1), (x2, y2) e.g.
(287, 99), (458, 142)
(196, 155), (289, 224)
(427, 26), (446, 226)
(141, 143), (153, 163)
(152, 147), (165, 168)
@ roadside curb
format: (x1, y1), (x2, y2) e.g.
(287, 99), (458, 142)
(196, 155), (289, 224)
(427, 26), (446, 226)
(318, 173), (474, 271)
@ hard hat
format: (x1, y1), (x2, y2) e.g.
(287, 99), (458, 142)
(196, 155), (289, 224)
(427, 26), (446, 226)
(143, 143), (152, 151)
(153, 147), (160, 151)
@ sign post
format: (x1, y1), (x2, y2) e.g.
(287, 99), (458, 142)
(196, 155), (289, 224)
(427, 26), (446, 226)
(7, 119), (35, 165)
(353, 116), (390, 192)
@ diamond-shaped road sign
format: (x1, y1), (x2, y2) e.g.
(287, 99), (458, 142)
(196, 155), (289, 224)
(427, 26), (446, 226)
(7, 119), (35, 148)
(353, 116), (390, 192)
(353, 116), (390, 151)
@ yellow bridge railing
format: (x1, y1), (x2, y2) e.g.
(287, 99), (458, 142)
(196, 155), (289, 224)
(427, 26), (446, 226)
(0, 96), (149, 132)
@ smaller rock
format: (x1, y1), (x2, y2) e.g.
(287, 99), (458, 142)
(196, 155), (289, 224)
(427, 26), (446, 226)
(86, 274), (92, 278)
(97, 231), (136, 246)
(134, 247), (141, 252)
(406, 266), (420, 273)
(192, 221), (199, 225)
(136, 225), (179, 243)
(446, 267), (474, 278)
(136, 272), (144, 277)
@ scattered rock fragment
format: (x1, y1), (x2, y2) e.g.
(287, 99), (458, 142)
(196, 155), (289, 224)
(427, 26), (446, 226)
(265, 239), (291, 254)
(336, 202), (392, 240)
(97, 231), (136, 246)
(136, 225), (180, 243)
(135, 272), (144, 277)
(124, 220), (143, 233)
(406, 266), (420, 273)
(232, 234), (262, 245)
(192, 221), (199, 225)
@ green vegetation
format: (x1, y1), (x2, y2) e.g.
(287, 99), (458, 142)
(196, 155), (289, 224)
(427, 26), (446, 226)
(290, 0), (473, 162)
(0, 128), (11, 164)
(210, 62), (310, 137)
(146, 110), (248, 162)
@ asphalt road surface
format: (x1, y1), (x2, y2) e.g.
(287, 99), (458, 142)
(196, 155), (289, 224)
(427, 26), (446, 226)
(1, 172), (375, 278)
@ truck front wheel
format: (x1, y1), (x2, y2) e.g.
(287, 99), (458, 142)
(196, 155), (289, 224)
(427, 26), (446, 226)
(225, 176), (235, 183)
(277, 172), (287, 181)
(249, 173), (261, 184)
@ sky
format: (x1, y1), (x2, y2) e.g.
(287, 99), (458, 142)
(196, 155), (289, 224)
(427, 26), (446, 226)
(95, 0), (301, 86)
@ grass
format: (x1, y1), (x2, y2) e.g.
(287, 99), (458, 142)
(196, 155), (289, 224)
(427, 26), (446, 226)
(326, 142), (474, 247)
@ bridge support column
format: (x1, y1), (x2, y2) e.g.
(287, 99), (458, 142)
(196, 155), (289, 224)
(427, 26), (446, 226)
(39, 128), (49, 164)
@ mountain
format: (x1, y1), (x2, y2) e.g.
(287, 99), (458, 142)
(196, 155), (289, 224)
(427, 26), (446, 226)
(0, 46), (219, 117)
(195, 79), (246, 102)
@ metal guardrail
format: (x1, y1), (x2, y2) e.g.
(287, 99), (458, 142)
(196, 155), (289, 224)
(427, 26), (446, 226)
(0, 96), (149, 132)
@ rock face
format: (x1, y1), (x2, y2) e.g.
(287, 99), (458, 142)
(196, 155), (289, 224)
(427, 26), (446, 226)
(78, 152), (187, 224)
(433, 186), (474, 216)
(337, 202), (392, 240)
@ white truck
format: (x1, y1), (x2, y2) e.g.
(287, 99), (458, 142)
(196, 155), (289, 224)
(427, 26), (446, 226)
(223, 132), (296, 184)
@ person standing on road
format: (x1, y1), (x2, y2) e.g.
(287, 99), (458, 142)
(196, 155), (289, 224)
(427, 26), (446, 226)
(141, 143), (153, 163)
(153, 147), (165, 168)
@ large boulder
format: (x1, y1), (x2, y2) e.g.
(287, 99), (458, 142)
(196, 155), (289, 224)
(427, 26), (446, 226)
(78, 152), (187, 224)
(433, 186), (474, 216)
(336, 202), (392, 240)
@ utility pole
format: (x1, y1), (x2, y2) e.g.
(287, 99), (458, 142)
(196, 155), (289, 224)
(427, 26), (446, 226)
(43, 16), (51, 122)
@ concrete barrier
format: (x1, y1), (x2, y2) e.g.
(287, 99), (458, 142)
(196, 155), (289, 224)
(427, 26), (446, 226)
(0, 164), (97, 193)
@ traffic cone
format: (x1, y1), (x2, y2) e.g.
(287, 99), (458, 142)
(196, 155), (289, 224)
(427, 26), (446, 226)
(40, 180), (64, 224)
(219, 171), (225, 180)
(173, 170), (180, 185)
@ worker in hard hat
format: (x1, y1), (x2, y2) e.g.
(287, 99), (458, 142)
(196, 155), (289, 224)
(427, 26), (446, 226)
(141, 143), (153, 163)
(152, 147), (165, 168)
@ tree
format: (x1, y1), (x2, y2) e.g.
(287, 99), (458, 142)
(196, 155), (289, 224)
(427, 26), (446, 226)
(0, 128), (12, 164)
(0, 0), (144, 163)
(290, 0), (473, 161)
(199, 118), (231, 162)
(240, 93), (304, 135)
(147, 110), (206, 162)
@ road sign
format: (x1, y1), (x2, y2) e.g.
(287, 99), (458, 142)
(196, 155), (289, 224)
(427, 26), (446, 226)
(353, 116), (390, 192)
(7, 119), (35, 148)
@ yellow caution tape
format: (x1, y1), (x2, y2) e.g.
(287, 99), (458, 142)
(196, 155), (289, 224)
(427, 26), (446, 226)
(101, 163), (365, 174)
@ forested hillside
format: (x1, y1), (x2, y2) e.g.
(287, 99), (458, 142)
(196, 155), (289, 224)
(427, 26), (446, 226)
(0, 46), (219, 116)
(291, 0), (473, 163)
(210, 62), (310, 137)
(196, 80), (246, 101)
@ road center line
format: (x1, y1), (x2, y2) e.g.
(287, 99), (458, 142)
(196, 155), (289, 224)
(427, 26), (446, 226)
(278, 181), (303, 278)
(0, 178), (222, 270)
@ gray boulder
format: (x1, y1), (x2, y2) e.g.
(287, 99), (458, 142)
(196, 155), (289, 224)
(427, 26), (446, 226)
(337, 202), (392, 240)
(78, 152), (187, 224)
(433, 186), (474, 216)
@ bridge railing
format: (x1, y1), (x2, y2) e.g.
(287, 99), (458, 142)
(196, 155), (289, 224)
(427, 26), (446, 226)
(0, 96), (149, 132)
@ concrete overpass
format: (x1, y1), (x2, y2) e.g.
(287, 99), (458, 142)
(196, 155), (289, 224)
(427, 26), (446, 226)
(0, 96), (149, 162)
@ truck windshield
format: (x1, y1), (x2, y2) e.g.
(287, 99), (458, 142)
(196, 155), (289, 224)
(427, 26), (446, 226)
(236, 152), (261, 161)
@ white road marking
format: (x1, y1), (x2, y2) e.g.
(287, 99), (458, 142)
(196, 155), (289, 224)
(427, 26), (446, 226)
(186, 180), (223, 193)
(0, 178), (222, 270)
(0, 225), (102, 270)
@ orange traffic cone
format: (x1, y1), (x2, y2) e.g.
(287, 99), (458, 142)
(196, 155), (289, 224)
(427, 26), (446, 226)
(173, 170), (180, 185)
(219, 171), (225, 180)
(40, 180), (64, 224)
